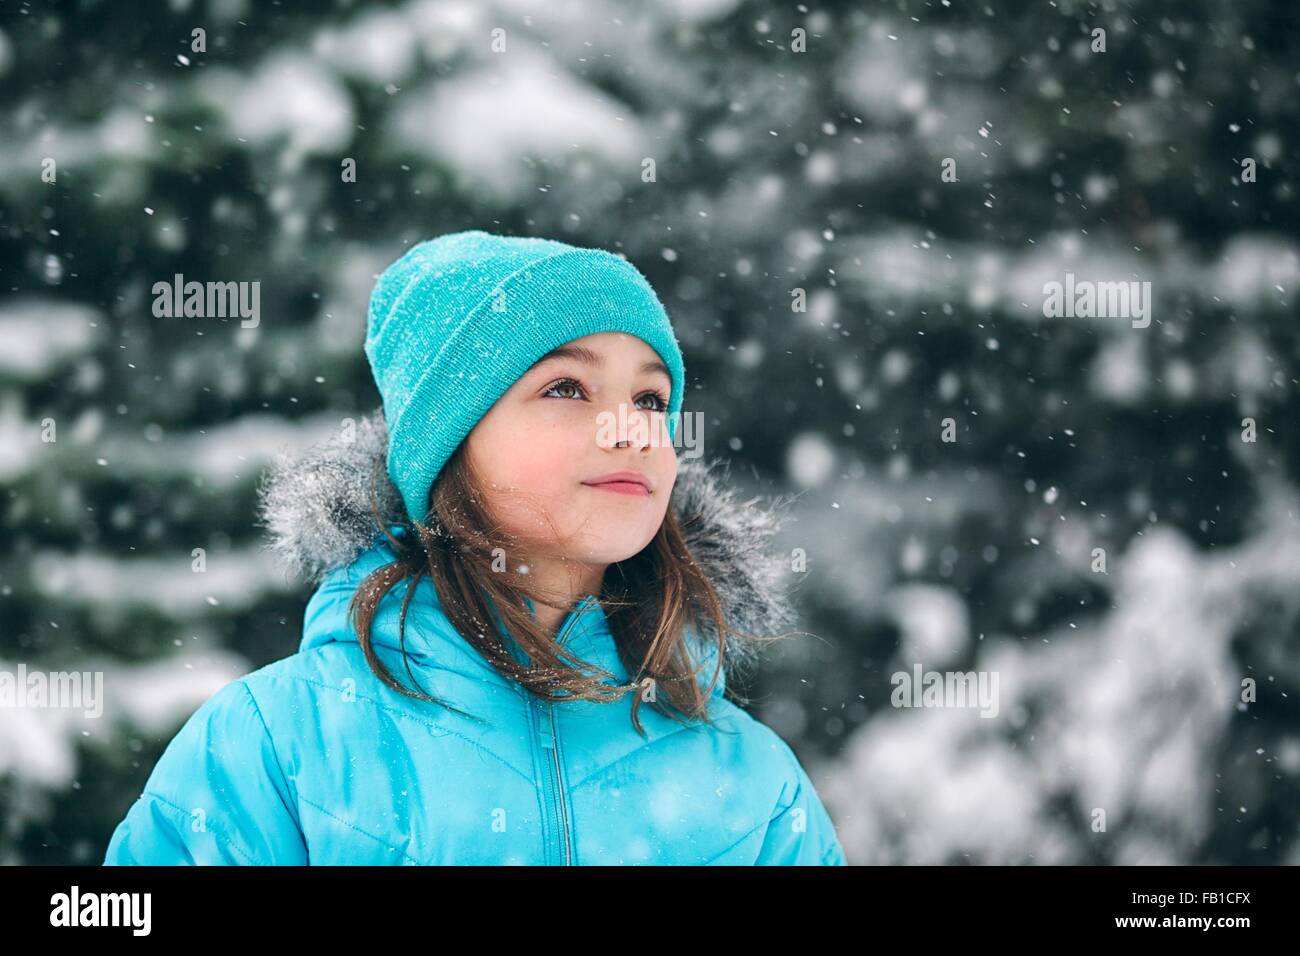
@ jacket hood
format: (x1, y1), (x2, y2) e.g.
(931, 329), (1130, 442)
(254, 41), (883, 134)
(255, 407), (799, 693)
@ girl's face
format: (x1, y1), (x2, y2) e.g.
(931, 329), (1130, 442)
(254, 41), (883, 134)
(464, 331), (678, 569)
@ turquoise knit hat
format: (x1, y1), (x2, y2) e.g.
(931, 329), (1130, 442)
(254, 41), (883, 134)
(365, 229), (687, 525)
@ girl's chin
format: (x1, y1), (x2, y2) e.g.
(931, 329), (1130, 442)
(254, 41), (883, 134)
(565, 531), (657, 563)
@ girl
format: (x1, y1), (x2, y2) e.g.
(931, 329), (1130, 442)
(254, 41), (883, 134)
(103, 230), (846, 865)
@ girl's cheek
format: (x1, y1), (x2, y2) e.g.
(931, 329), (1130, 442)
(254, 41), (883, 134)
(498, 437), (573, 488)
(526, 402), (609, 445)
(516, 398), (571, 428)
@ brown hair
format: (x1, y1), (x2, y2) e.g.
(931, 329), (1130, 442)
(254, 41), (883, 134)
(347, 439), (771, 737)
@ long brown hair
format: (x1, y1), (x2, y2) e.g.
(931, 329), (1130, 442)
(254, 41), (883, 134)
(347, 439), (774, 737)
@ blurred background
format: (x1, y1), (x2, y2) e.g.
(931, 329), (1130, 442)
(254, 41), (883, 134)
(2, 0), (1298, 865)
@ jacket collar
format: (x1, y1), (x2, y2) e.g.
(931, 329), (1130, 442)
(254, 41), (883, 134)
(257, 408), (796, 699)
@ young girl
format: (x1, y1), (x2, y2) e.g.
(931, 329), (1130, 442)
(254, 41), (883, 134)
(103, 230), (847, 866)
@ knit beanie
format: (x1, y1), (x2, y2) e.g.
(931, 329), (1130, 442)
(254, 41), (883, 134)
(365, 229), (687, 525)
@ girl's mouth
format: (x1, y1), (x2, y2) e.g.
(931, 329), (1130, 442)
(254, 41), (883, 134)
(583, 481), (651, 497)
(581, 470), (653, 496)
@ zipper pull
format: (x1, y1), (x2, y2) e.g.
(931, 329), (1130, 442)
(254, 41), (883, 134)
(534, 699), (555, 748)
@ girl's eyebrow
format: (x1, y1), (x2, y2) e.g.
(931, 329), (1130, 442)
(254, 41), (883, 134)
(533, 343), (670, 379)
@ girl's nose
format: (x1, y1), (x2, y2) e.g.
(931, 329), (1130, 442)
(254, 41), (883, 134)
(598, 403), (664, 451)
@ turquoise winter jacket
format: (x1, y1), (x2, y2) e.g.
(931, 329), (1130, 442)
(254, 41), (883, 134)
(103, 411), (846, 866)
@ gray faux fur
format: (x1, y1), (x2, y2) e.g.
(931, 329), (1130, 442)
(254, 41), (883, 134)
(255, 407), (799, 683)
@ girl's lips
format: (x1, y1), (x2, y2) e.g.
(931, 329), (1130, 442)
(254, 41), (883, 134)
(583, 481), (651, 497)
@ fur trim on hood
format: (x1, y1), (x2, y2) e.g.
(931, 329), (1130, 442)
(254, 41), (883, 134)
(255, 408), (799, 681)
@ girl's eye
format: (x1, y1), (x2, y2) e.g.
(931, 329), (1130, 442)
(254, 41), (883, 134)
(542, 378), (668, 412)
(635, 391), (669, 413)
(543, 378), (584, 400)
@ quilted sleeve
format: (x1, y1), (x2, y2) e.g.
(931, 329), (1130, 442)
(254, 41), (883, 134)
(753, 748), (847, 866)
(103, 677), (307, 866)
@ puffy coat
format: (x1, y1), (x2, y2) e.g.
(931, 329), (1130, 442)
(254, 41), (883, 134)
(103, 411), (846, 865)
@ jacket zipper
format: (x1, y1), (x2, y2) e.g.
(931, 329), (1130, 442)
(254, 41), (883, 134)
(533, 596), (591, 865)
(535, 698), (569, 865)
